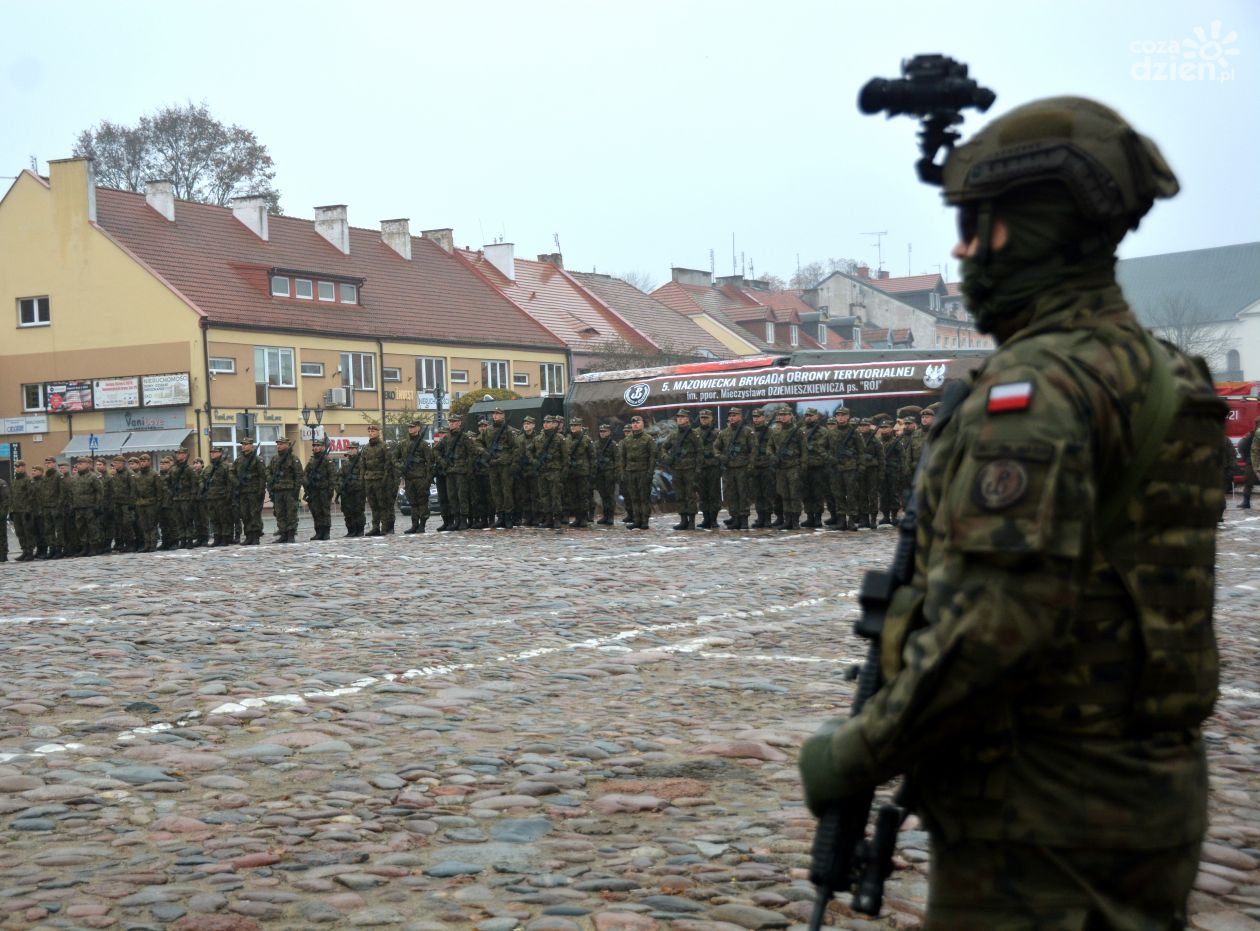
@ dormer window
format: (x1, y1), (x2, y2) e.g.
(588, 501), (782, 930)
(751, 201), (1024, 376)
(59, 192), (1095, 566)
(270, 276), (290, 297)
(790, 324), (799, 347)
(318, 281), (336, 301)
(269, 268), (364, 305)
(295, 278), (314, 300)
(340, 283), (358, 304)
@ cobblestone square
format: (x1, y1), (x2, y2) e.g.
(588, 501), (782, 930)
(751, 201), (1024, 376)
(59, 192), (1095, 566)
(2, 512), (1258, 930)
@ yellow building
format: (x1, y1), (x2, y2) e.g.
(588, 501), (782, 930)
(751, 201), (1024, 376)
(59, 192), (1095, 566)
(0, 159), (568, 465)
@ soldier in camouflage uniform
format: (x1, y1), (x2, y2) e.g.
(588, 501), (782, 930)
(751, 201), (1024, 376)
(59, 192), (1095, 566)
(714, 407), (753, 530)
(303, 437), (337, 540)
(0, 472), (8, 562)
(267, 436), (304, 544)
(395, 421), (435, 534)
(619, 415), (656, 530)
(482, 409), (519, 529)
(564, 419), (595, 528)
(94, 459), (113, 553)
(10, 461), (38, 561)
(857, 418), (882, 528)
(592, 423), (619, 525)
(360, 424), (394, 536)
(156, 456), (178, 549)
(876, 416), (904, 526)
(202, 447), (234, 546)
(132, 453), (161, 552)
(801, 96), (1217, 929)
(513, 416), (539, 526)
(529, 414), (569, 530)
(799, 408), (832, 528)
(234, 437), (267, 546)
(746, 409), (776, 528)
(767, 407), (806, 529)
(826, 407), (864, 531)
(58, 461), (79, 556)
(662, 409), (703, 530)
(434, 413), (483, 531)
(191, 458), (209, 545)
(68, 458), (102, 557)
(695, 409), (722, 528)
(470, 419), (494, 528)
(338, 444), (367, 537)
(38, 457), (64, 558)
(167, 447), (196, 547)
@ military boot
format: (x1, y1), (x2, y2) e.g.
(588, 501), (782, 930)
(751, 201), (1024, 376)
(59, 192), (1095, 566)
(572, 514), (588, 528)
(672, 515), (688, 530)
(868, 513), (878, 528)
(1241, 488), (1252, 508)
(824, 513), (840, 526)
(404, 516), (421, 534)
(769, 514), (784, 528)
(598, 509), (614, 526)
(367, 524), (383, 537)
(417, 517), (428, 533)
(637, 517), (650, 530)
(699, 512), (716, 529)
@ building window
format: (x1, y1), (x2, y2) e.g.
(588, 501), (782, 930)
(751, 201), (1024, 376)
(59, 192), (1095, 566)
(295, 278), (314, 300)
(300, 362), (324, 377)
(513, 372), (530, 387)
(766, 321), (775, 343)
(211, 426), (238, 462)
(541, 363), (564, 396)
(481, 360), (508, 389)
(255, 424), (283, 463)
(208, 357), (236, 374)
(18, 296), (51, 327)
(22, 383), (46, 411)
(790, 324), (799, 347)
(416, 356), (447, 392)
(340, 352), (376, 391)
(817, 324), (828, 347)
(930, 291), (941, 312)
(270, 276), (290, 297)
(340, 283), (358, 304)
(1226, 349), (1241, 374)
(318, 281), (336, 302)
(450, 369), (469, 384)
(254, 346), (295, 404)
(383, 366), (402, 383)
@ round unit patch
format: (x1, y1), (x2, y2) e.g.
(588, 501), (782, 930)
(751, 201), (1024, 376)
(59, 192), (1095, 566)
(972, 459), (1029, 511)
(623, 383), (651, 407)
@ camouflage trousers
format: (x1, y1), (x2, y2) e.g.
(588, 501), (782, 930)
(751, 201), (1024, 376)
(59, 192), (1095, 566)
(594, 473), (616, 517)
(206, 498), (234, 541)
(536, 471), (565, 520)
(722, 467), (751, 517)
(308, 492), (333, 533)
(443, 473), (471, 519)
(136, 503), (159, 549)
(622, 471), (652, 524)
(41, 508), (62, 548)
(341, 491), (366, 533)
(190, 500), (208, 542)
(111, 505), (135, 547)
(513, 472), (536, 518)
(402, 477), (428, 526)
(698, 466), (721, 515)
(564, 474), (590, 518)
(751, 468), (775, 519)
(803, 464), (830, 513)
(672, 467), (697, 516)
(73, 508), (98, 550)
(830, 468), (860, 519)
(862, 466), (881, 516)
(272, 489), (299, 534)
(924, 837), (1198, 931)
(366, 480), (394, 531)
(775, 467), (802, 516)
(489, 465), (514, 515)
(879, 473), (902, 518)
(239, 491), (265, 537)
(158, 505), (176, 545)
(12, 512), (37, 554)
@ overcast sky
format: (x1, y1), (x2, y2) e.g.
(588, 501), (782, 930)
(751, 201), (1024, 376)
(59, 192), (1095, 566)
(4, 0), (1256, 288)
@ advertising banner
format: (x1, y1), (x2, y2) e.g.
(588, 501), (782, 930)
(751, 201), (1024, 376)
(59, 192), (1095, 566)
(3, 415), (49, 435)
(142, 372), (191, 407)
(45, 381), (94, 412)
(92, 376), (141, 409)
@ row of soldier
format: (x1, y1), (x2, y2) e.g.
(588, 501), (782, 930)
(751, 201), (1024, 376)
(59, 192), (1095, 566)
(0, 402), (935, 561)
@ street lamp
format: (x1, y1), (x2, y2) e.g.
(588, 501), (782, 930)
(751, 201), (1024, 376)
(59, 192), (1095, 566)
(301, 404), (325, 441)
(432, 385), (446, 433)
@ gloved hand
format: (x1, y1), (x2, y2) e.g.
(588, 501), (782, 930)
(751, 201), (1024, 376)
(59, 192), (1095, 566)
(798, 717), (848, 817)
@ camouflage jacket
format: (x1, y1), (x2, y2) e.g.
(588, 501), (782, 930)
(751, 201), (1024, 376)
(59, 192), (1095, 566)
(360, 437), (391, 481)
(435, 429), (483, 476)
(530, 431), (569, 476)
(831, 423), (864, 472)
(767, 423), (806, 470)
(715, 422), (753, 469)
(303, 450), (337, 502)
(339, 454), (366, 497)
(112, 469), (136, 507)
(750, 423), (775, 470)
(268, 450), (304, 493)
(482, 423), (520, 468)
(168, 461), (198, 501)
(566, 433), (596, 476)
(802, 421), (831, 468)
(69, 472), (102, 509)
(132, 467), (161, 505)
(202, 459), (233, 502)
(822, 287), (1224, 851)
(234, 450), (267, 497)
(9, 473), (36, 513)
(618, 433), (656, 474)
(697, 424), (721, 470)
(37, 470), (63, 510)
(662, 425), (703, 472)
(593, 436), (619, 478)
(395, 435), (435, 481)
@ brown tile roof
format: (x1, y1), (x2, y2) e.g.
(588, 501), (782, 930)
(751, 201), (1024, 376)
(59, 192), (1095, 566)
(865, 272), (945, 295)
(651, 282), (776, 352)
(567, 273), (734, 359)
(456, 251), (652, 352)
(944, 281), (962, 296)
(93, 189), (564, 349)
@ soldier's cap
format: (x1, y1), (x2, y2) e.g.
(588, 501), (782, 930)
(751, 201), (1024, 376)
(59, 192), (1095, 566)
(598, 423), (611, 431)
(409, 419), (424, 427)
(276, 436), (290, 445)
(139, 453), (152, 459)
(876, 416), (894, 426)
(240, 435), (255, 444)
(127, 457), (139, 464)
(674, 408), (691, 417)
(43, 456), (56, 463)
(727, 407), (743, 416)
(805, 407), (821, 416)
(750, 407), (765, 417)
(826, 416), (838, 425)
(175, 446), (188, 453)
(630, 415), (644, 424)
(922, 403), (940, 417)
(160, 455), (173, 463)
(367, 423), (381, 431)
(210, 445), (223, 453)
(622, 425), (632, 432)
(447, 412), (463, 421)
(14, 459), (25, 467)
(477, 416), (488, 425)
(492, 407), (505, 414)
(192, 457), (204, 464)
(523, 415), (536, 424)
(31, 464), (43, 472)
(698, 408), (713, 417)
(568, 418), (583, 427)
(835, 407), (851, 417)
(111, 455), (125, 463)
(312, 437), (326, 445)
(776, 407), (793, 416)
(896, 405), (923, 418)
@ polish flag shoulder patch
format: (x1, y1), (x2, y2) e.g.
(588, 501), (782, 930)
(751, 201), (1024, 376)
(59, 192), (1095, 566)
(987, 381), (1035, 414)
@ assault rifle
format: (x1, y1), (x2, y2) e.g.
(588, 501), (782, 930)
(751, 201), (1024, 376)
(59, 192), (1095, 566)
(807, 381), (969, 927)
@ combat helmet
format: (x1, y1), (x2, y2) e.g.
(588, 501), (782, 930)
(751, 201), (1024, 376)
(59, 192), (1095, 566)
(941, 96), (1179, 237)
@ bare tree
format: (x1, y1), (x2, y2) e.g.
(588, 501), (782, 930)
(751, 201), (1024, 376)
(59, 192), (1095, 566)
(1143, 293), (1236, 369)
(74, 102), (281, 212)
(790, 262), (826, 290)
(618, 270), (659, 293)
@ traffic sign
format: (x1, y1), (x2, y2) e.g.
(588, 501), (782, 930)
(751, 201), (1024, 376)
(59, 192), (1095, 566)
(88, 434), (100, 452)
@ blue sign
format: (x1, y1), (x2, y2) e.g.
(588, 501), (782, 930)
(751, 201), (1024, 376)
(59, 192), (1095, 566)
(88, 434), (100, 451)
(0, 443), (10, 458)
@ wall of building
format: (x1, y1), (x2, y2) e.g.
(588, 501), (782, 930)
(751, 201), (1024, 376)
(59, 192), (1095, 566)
(808, 275), (938, 348)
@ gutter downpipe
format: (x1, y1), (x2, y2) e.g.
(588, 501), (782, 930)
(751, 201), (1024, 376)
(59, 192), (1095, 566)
(376, 338), (386, 431)
(200, 318), (213, 460)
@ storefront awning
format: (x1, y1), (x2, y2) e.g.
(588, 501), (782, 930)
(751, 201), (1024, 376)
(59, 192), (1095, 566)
(60, 432), (133, 458)
(122, 428), (193, 453)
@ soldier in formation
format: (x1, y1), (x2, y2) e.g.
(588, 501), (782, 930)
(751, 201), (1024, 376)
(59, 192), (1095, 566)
(593, 423), (619, 525)
(663, 408), (702, 530)
(695, 409), (722, 528)
(303, 437), (337, 540)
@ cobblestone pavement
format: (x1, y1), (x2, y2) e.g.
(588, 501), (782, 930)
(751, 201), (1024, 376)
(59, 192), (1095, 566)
(2, 508), (1258, 931)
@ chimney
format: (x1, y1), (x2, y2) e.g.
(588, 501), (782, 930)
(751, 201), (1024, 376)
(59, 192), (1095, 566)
(381, 219), (411, 260)
(421, 228), (453, 253)
(855, 265), (869, 279)
(716, 274), (746, 289)
(314, 205), (350, 254)
(145, 179), (175, 222)
(877, 269), (889, 280)
(671, 267), (713, 288)
(537, 252), (563, 268)
(48, 157), (97, 224)
(230, 195), (268, 240)
(484, 242), (515, 281)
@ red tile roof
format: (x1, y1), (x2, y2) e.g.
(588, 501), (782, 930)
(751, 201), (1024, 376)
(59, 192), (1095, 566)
(568, 273), (734, 359)
(865, 272), (945, 294)
(457, 250), (653, 352)
(93, 189), (564, 349)
(944, 281), (962, 296)
(651, 282), (775, 351)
